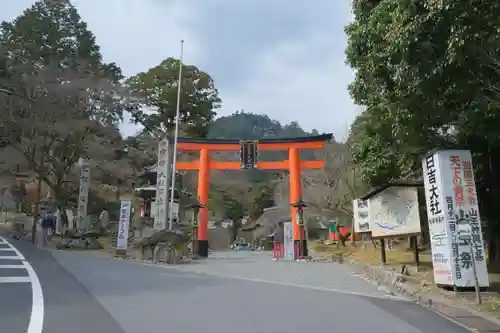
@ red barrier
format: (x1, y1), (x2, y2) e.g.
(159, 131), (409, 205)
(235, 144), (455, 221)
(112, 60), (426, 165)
(294, 242), (300, 260)
(329, 226), (358, 241)
(273, 242), (284, 259)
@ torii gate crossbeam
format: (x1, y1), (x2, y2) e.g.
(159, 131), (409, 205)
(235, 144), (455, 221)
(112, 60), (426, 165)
(172, 134), (333, 258)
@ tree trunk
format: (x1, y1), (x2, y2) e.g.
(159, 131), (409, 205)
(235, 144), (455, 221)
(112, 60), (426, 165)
(57, 204), (68, 226)
(229, 219), (241, 243)
(336, 224), (347, 247)
(481, 146), (500, 271)
(488, 237), (500, 272)
(31, 176), (43, 244)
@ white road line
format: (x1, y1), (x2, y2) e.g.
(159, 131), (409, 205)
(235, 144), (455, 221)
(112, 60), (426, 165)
(0, 264), (26, 269)
(0, 276), (31, 283)
(0, 236), (44, 333)
(0, 248), (17, 251)
(0, 255), (24, 260)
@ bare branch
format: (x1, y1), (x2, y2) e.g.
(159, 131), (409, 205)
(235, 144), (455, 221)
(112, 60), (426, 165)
(301, 142), (362, 220)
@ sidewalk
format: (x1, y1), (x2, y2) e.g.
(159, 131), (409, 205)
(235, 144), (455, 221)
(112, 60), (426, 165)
(420, 297), (500, 332)
(344, 258), (500, 332)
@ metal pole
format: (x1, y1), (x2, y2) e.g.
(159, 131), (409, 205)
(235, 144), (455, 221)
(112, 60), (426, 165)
(168, 40), (184, 230)
(470, 241), (482, 304)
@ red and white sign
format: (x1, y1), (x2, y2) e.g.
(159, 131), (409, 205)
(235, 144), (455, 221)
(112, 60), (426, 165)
(423, 150), (489, 287)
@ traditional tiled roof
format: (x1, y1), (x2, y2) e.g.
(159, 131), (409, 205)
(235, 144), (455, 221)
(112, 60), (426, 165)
(242, 206), (291, 240)
(164, 134), (333, 145)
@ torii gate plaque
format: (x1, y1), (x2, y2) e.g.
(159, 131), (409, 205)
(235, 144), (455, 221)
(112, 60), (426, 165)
(173, 134), (332, 258)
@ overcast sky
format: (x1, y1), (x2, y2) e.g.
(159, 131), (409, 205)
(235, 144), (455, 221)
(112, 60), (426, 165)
(3, 0), (358, 140)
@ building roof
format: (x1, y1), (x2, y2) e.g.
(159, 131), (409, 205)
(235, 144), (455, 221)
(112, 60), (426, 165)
(360, 181), (423, 201)
(134, 186), (190, 200)
(134, 186), (156, 192)
(140, 165), (183, 176)
(241, 206), (290, 231)
(242, 205), (291, 240)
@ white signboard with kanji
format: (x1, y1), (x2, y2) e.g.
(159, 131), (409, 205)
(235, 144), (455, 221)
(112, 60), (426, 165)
(353, 199), (371, 233)
(116, 200), (132, 251)
(76, 160), (90, 229)
(283, 222), (294, 261)
(154, 139), (170, 230)
(423, 150), (489, 287)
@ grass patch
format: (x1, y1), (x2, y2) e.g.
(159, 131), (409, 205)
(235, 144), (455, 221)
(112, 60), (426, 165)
(97, 236), (110, 249)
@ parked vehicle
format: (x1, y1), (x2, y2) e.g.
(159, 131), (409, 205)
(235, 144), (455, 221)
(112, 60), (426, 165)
(231, 242), (253, 251)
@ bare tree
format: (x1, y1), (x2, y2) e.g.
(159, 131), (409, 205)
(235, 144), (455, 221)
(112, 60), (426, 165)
(302, 141), (363, 221)
(482, 48), (500, 108)
(0, 62), (129, 226)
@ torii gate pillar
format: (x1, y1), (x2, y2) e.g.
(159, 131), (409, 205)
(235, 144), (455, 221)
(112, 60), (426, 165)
(196, 148), (210, 256)
(289, 147), (302, 243)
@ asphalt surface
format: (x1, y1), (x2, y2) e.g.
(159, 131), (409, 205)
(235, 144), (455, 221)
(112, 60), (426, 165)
(0, 235), (125, 333)
(0, 237), (474, 333)
(0, 237), (32, 333)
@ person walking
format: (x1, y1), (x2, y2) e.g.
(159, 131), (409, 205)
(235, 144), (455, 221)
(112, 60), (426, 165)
(41, 212), (55, 247)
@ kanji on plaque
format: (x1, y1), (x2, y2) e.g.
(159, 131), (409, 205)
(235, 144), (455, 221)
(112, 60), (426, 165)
(450, 155), (465, 206)
(462, 161), (477, 205)
(469, 208), (485, 262)
(425, 155), (442, 215)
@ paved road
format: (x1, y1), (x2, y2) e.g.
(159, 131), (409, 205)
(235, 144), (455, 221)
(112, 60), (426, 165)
(0, 238), (474, 333)
(0, 235), (125, 333)
(0, 236), (35, 333)
(53, 250), (472, 333)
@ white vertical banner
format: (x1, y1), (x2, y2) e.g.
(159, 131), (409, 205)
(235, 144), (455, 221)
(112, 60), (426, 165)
(154, 139), (170, 230)
(353, 199), (371, 233)
(65, 209), (74, 229)
(423, 150), (489, 287)
(422, 152), (451, 285)
(76, 160), (91, 229)
(283, 222), (294, 260)
(117, 200), (132, 251)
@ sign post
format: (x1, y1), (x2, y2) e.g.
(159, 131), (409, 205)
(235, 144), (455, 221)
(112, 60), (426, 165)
(422, 150), (489, 288)
(469, 238), (482, 304)
(154, 139), (170, 230)
(116, 199), (132, 256)
(283, 222), (294, 260)
(76, 159), (90, 230)
(353, 199), (371, 233)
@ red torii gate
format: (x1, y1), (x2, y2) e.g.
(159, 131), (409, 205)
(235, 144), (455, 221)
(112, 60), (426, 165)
(174, 134), (332, 258)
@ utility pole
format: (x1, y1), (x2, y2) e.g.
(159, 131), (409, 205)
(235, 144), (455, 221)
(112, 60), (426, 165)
(168, 40), (184, 230)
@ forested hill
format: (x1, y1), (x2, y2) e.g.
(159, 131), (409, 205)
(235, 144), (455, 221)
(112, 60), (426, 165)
(208, 111), (317, 140)
(206, 112), (317, 188)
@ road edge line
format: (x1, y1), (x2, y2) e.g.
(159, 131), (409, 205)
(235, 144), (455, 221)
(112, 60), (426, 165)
(0, 236), (44, 333)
